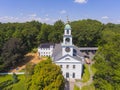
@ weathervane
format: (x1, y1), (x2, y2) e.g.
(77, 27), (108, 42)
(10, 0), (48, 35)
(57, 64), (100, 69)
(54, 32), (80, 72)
(66, 16), (70, 24)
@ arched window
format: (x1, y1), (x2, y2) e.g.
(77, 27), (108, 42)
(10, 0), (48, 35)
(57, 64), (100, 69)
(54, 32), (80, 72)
(65, 58), (70, 60)
(67, 30), (69, 34)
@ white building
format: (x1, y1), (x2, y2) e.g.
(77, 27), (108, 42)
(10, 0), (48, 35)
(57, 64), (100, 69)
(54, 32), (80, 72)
(38, 43), (54, 57)
(38, 23), (85, 80)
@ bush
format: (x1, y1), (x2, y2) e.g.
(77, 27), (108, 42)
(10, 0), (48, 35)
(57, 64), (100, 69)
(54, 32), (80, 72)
(12, 73), (19, 83)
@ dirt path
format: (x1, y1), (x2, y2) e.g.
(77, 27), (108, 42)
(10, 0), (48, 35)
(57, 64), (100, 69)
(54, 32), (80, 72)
(9, 52), (46, 73)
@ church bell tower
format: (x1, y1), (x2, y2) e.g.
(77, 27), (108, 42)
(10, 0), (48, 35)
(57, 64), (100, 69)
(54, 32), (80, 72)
(62, 22), (73, 56)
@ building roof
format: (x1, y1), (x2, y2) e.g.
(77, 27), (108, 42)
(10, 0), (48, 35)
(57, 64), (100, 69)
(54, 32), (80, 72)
(79, 47), (98, 50)
(52, 44), (85, 62)
(39, 43), (54, 48)
(52, 44), (62, 61)
(64, 24), (71, 30)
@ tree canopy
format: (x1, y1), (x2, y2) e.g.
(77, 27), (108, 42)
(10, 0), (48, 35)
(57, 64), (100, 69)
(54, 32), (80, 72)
(0, 38), (26, 71)
(93, 26), (120, 90)
(26, 58), (65, 90)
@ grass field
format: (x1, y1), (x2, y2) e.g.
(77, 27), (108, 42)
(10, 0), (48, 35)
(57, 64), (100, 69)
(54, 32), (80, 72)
(74, 85), (80, 90)
(0, 75), (26, 90)
(81, 64), (96, 90)
(91, 64), (97, 74)
(81, 64), (90, 82)
(0, 75), (12, 82)
(81, 83), (95, 90)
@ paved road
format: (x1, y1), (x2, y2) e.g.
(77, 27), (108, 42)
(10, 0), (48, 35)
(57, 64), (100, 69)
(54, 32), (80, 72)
(64, 81), (70, 90)
(64, 80), (75, 90)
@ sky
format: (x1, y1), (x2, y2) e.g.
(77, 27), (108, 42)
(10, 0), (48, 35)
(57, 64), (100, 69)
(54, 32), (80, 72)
(0, 0), (120, 24)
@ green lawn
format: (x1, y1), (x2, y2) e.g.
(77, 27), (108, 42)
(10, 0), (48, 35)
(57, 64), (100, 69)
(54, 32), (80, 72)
(74, 85), (80, 90)
(0, 74), (26, 90)
(12, 75), (26, 90)
(80, 64), (96, 90)
(81, 64), (90, 82)
(0, 75), (12, 82)
(91, 64), (97, 75)
(81, 83), (95, 90)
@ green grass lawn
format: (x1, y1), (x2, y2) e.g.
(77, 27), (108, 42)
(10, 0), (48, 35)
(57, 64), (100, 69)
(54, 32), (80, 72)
(74, 85), (80, 90)
(81, 64), (90, 82)
(81, 83), (95, 90)
(0, 74), (26, 90)
(0, 75), (12, 82)
(80, 64), (96, 90)
(91, 64), (97, 75)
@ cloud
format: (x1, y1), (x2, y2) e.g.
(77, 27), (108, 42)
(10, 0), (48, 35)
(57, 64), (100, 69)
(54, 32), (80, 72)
(0, 16), (19, 22)
(45, 14), (49, 17)
(28, 14), (37, 17)
(101, 16), (109, 19)
(117, 20), (120, 23)
(0, 15), (56, 24)
(60, 10), (67, 14)
(74, 0), (88, 4)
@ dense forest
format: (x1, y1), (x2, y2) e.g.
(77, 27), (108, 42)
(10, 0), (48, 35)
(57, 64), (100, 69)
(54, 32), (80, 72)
(0, 19), (103, 72)
(0, 19), (120, 89)
(93, 23), (120, 89)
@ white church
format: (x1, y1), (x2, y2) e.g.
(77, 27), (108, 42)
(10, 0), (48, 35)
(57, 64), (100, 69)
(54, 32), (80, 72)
(38, 23), (85, 80)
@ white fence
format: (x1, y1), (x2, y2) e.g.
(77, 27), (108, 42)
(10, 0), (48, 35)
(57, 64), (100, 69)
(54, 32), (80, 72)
(0, 72), (25, 75)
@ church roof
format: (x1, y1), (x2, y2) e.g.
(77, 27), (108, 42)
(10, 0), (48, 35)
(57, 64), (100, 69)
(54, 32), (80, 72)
(39, 43), (54, 48)
(52, 44), (85, 62)
(79, 47), (98, 50)
(64, 24), (71, 30)
(52, 44), (62, 60)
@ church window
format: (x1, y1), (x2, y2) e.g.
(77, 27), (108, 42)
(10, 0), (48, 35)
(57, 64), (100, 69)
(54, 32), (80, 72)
(65, 58), (70, 60)
(67, 30), (69, 34)
(73, 73), (75, 78)
(65, 38), (70, 43)
(66, 72), (69, 78)
(66, 65), (69, 69)
(73, 65), (75, 69)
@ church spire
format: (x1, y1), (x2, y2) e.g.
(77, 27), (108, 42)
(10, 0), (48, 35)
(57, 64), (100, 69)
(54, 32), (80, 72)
(66, 16), (70, 24)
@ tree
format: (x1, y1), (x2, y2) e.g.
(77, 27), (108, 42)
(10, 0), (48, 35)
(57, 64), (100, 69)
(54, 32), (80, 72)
(27, 58), (65, 90)
(25, 62), (35, 90)
(37, 24), (52, 44)
(48, 20), (64, 43)
(25, 62), (35, 76)
(12, 73), (18, 83)
(71, 19), (103, 47)
(93, 30), (120, 90)
(0, 38), (26, 71)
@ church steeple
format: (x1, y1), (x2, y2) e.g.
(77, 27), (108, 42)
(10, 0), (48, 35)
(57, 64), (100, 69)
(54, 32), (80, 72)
(62, 18), (73, 56)
(66, 16), (69, 24)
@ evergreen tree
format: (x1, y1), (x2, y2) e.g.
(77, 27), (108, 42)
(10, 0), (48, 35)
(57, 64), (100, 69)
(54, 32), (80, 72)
(12, 73), (18, 83)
